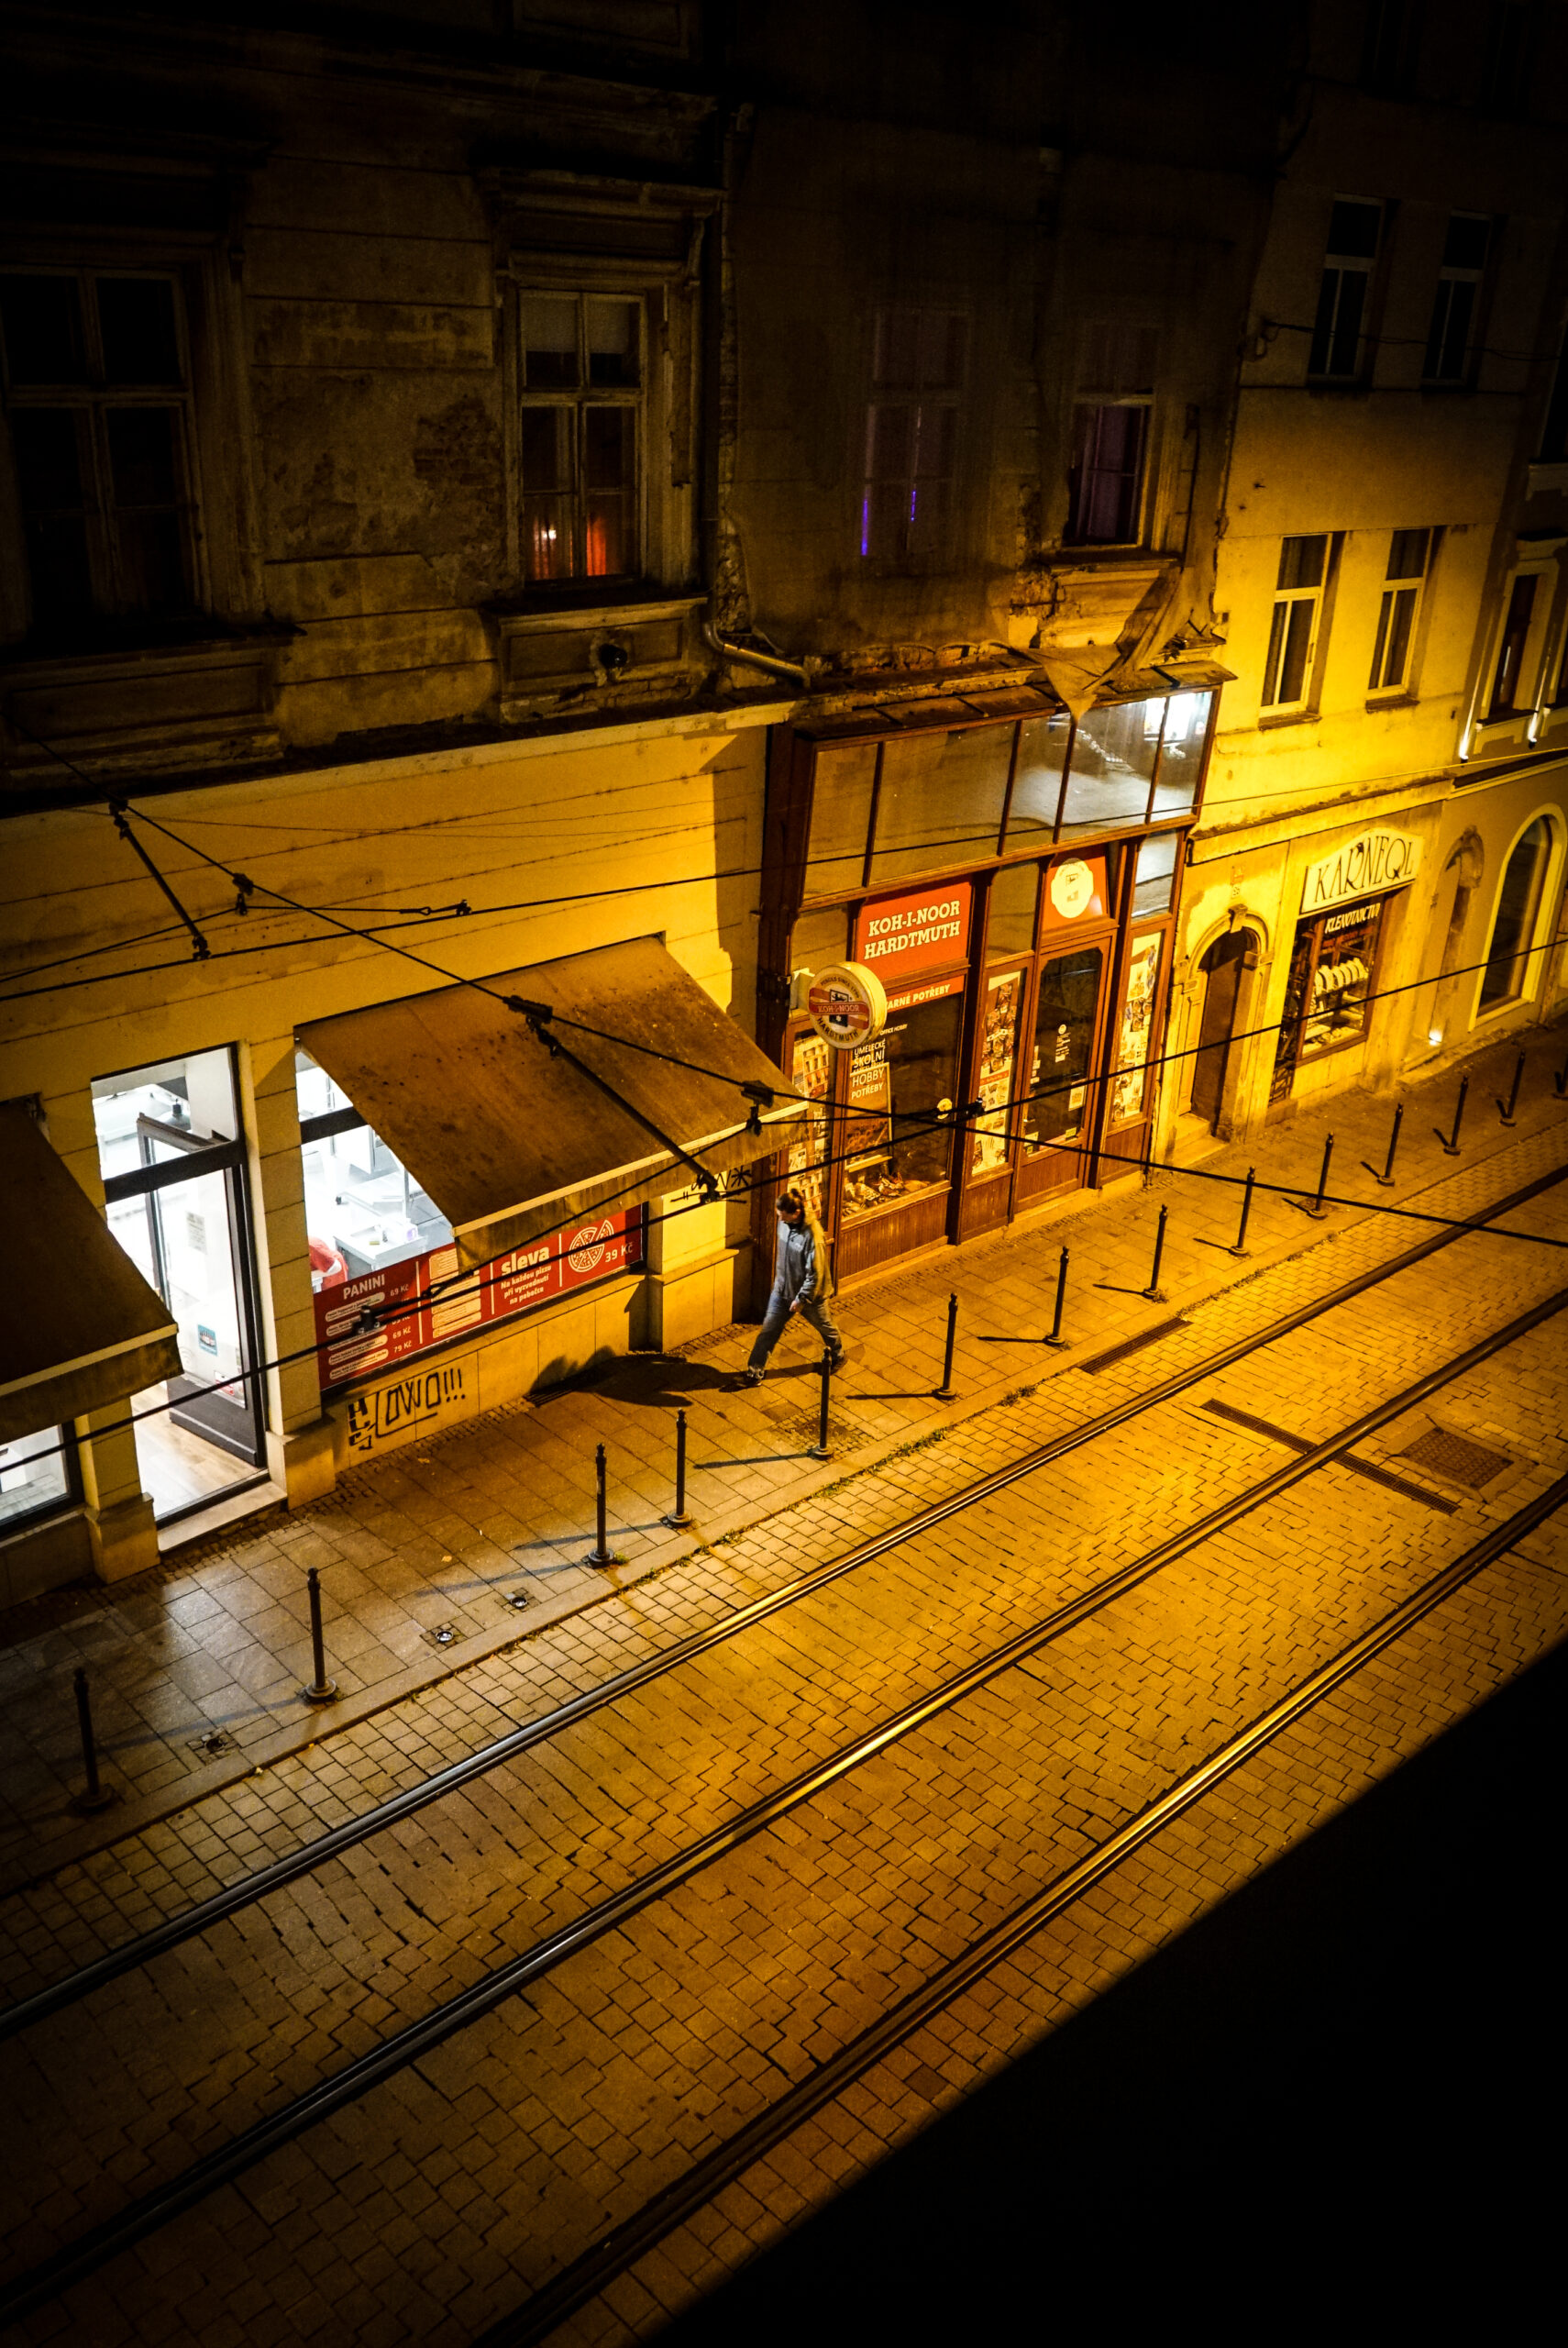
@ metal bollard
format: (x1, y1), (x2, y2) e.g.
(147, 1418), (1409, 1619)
(303, 1567), (338, 1704)
(935, 1290), (959, 1400)
(664, 1408), (693, 1530)
(1229, 1167), (1256, 1257)
(586, 1442), (615, 1567)
(1143, 1203), (1168, 1301)
(1043, 1246), (1070, 1348)
(1441, 1074), (1469, 1157)
(1498, 1050), (1526, 1128)
(809, 1352), (833, 1460)
(72, 1667), (116, 1814)
(1306, 1133), (1334, 1220)
(1374, 1102), (1403, 1188)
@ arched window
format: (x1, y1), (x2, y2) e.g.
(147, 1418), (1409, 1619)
(1480, 818), (1551, 1009)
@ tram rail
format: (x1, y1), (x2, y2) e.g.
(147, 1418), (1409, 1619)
(3, 1274), (1564, 2328)
(4, 1152), (1565, 2048)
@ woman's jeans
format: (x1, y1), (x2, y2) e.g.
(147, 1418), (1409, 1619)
(746, 1285), (845, 1375)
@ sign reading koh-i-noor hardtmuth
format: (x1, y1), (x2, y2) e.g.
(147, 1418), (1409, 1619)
(1301, 826), (1421, 914)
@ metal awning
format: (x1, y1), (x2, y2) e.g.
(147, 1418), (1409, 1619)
(297, 937), (801, 1272)
(0, 1105), (182, 1442)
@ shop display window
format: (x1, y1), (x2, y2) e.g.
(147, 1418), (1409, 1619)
(1109, 930), (1165, 1124)
(804, 743), (878, 896)
(867, 726), (1011, 886)
(1022, 947), (1103, 1157)
(972, 967), (1025, 1172)
(0, 1424), (74, 1531)
(1001, 713), (1070, 845)
(842, 990), (963, 1219)
(1132, 831), (1180, 918)
(296, 1053), (453, 1288)
(785, 1024), (832, 1224)
(1271, 898), (1386, 1101)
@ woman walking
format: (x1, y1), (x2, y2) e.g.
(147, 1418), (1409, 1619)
(740, 1186), (849, 1385)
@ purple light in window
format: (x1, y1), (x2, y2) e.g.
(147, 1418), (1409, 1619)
(860, 496), (871, 559)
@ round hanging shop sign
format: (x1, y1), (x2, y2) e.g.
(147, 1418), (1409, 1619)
(1048, 858), (1098, 922)
(806, 961), (888, 1047)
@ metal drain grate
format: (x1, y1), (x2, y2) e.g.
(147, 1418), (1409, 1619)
(1397, 1426), (1513, 1490)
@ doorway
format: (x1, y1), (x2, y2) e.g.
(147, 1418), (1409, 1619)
(93, 1047), (267, 1523)
(1191, 928), (1254, 1130)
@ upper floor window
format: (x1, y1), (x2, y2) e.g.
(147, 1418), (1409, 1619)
(861, 307), (967, 568)
(1309, 201), (1384, 381)
(1361, 0), (1419, 94)
(1481, 1), (1535, 112)
(1066, 323), (1156, 546)
(1479, 816), (1552, 1008)
(1488, 571), (1539, 716)
(1263, 535), (1330, 712)
(1424, 215), (1490, 383)
(519, 293), (641, 584)
(1369, 528), (1432, 692)
(0, 270), (198, 627)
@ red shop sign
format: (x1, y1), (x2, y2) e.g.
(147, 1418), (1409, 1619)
(1041, 852), (1108, 931)
(854, 880), (972, 984)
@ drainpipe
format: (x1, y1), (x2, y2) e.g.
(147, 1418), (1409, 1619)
(703, 603), (820, 690)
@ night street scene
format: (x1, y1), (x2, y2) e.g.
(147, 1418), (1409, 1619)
(0, 0), (1565, 2339)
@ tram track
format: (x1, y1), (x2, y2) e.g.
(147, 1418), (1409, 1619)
(481, 1463), (1568, 2348)
(5, 1152), (1565, 2049)
(3, 1274), (1564, 2329)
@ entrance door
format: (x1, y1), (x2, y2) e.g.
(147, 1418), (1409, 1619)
(1016, 942), (1108, 1202)
(1191, 929), (1252, 1129)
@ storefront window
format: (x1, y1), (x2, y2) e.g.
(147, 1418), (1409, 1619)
(1022, 947), (1102, 1158)
(842, 990), (963, 1218)
(1132, 831), (1180, 918)
(1271, 897), (1387, 1102)
(1150, 692), (1211, 817)
(867, 726), (1010, 886)
(1004, 713), (1070, 844)
(787, 1025), (832, 1223)
(972, 967), (1025, 1172)
(93, 1047), (264, 1523)
(1109, 931), (1165, 1124)
(0, 1424), (73, 1530)
(296, 1052), (453, 1286)
(804, 743), (877, 896)
(1060, 698), (1161, 836)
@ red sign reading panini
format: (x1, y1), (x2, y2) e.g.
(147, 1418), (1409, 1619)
(312, 1207), (646, 1390)
(854, 880), (972, 985)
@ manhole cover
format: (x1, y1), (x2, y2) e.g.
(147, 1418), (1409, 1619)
(1397, 1427), (1512, 1490)
(778, 1412), (877, 1456)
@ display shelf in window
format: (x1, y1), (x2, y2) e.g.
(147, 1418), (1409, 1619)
(970, 966), (1024, 1173)
(1271, 896), (1387, 1101)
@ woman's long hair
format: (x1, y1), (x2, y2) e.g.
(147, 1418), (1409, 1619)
(778, 1185), (834, 1297)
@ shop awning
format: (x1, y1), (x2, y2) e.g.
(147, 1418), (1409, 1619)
(0, 1105), (182, 1442)
(297, 937), (802, 1271)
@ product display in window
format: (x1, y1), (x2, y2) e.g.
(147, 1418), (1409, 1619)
(1298, 902), (1382, 1058)
(788, 1028), (832, 1223)
(840, 991), (962, 1217)
(972, 969), (1022, 1171)
(1110, 933), (1163, 1124)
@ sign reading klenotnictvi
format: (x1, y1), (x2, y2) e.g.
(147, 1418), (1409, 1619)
(1302, 827), (1421, 914)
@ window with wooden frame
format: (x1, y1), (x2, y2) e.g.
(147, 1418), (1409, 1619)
(0, 269), (200, 627)
(518, 292), (643, 584)
(1066, 322), (1157, 546)
(1368, 527), (1433, 694)
(1423, 215), (1490, 384)
(1309, 200), (1384, 381)
(1270, 896), (1390, 1100)
(1263, 535), (1331, 713)
(1488, 570), (1540, 716)
(860, 306), (967, 569)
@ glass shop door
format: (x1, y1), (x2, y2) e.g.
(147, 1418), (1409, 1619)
(1014, 941), (1113, 1205)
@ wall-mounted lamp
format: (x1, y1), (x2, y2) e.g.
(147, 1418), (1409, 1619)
(1428, 1028), (1443, 1047)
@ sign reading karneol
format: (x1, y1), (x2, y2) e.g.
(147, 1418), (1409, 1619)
(1301, 827), (1421, 914)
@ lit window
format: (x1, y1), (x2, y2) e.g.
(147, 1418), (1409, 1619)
(1263, 535), (1330, 711)
(861, 307), (966, 567)
(519, 293), (641, 583)
(1368, 528), (1431, 692)
(1487, 571), (1539, 716)
(1480, 816), (1551, 1007)
(0, 270), (199, 627)
(1423, 215), (1490, 383)
(1308, 200), (1383, 380)
(1066, 322), (1156, 546)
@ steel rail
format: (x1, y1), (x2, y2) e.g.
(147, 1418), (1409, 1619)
(4, 1154), (1564, 2048)
(4, 1282), (1563, 2326)
(480, 1462), (1568, 2347)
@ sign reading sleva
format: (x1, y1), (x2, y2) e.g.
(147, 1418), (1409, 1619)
(1302, 827), (1421, 914)
(854, 880), (973, 985)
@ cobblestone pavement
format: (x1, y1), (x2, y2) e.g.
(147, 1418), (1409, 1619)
(2, 1114), (1564, 2344)
(1, 1017), (1563, 1898)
